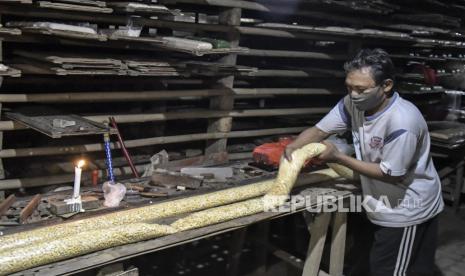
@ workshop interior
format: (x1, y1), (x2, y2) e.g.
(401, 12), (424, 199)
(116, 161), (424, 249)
(0, 1), (465, 276)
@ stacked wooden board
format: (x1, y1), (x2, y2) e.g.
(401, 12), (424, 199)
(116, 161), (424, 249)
(0, 0), (464, 193)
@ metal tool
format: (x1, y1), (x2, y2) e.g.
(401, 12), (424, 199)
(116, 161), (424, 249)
(104, 132), (115, 183)
(109, 117), (139, 178)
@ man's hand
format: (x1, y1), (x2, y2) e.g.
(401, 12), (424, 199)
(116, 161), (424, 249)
(316, 140), (343, 163)
(283, 145), (297, 162)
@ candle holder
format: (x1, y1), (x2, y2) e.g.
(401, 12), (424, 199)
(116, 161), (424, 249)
(64, 160), (86, 213)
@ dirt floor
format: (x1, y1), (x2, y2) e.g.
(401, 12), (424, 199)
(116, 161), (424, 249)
(435, 206), (465, 276)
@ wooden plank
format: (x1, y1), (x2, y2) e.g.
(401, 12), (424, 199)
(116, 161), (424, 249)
(302, 211), (331, 276)
(0, 27), (22, 36)
(272, 247), (304, 270)
(107, 2), (173, 14)
(55, 0), (107, 7)
(329, 212), (347, 276)
(20, 27), (107, 41)
(0, 0), (32, 3)
(160, 151), (229, 170)
(19, 194), (42, 224)
(36, 1), (113, 13)
(0, 194), (16, 216)
(6, 113), (112, 138)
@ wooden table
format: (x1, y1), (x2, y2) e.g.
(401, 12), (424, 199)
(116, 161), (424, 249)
(11, 182), (356, 276)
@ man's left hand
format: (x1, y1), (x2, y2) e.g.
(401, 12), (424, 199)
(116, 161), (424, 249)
(315, 140), (343, 163)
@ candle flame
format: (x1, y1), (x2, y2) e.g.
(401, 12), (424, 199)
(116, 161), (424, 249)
(77, 160), (85, 168)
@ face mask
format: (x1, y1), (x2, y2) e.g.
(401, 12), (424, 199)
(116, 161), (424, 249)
(350, 86), (385, 111)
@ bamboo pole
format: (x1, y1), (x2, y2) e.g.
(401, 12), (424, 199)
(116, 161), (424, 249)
(0, 88), (338, 103)
(247, 70), (320, 78)
(237, 26), (348, 42)
(0, 127), (307, 158)
(167, 0), (269, 11)
(235, 88), (339, 95)
(246, 69), (344, 78)
(0, 89), (230, 103)
(240, 49), (347, 60)
(0, 108), (328, 131)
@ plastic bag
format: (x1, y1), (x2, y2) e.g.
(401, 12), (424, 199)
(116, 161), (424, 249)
(103, 181), (127, 207)
(142, 150), (169, 177)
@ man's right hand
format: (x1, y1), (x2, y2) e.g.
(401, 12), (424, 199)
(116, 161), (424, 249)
(283, 145), (297, 162)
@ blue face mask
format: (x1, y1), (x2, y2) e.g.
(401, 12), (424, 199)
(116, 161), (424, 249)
(350, 86), (385, 111)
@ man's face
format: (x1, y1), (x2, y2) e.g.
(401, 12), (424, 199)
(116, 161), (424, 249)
(345, 67), (391, 112)
(345, 67), (378, 97)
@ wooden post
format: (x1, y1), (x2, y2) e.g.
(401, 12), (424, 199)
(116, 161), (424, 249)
(329, 212), (347, 276)
(253, 222), (270, 274)
(0, 194), (15, 216)
(226, 228), (247, 276)
(205, 7), (241, 155)
(453, 160), (464, 213)
(0, 14), (5, 200)
(302, 211), (331, 276)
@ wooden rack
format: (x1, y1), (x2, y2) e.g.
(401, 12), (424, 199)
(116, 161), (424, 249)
(0, 0), (464, 194)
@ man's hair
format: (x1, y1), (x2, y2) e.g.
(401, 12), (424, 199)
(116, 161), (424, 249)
(344, 48), (395, 85)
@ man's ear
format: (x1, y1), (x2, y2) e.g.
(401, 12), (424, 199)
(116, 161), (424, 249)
(382, 79), (394, 93)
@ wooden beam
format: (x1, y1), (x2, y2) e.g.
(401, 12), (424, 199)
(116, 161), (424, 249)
(240, 49), (347, 60)
(235, 88), (340, 96)
(237, 26), (349, 42)
(329, 212), (347, 276)
(19, 194), (42, 223)
(0, 127), (307, 158)
(0, 194), (15, 216)
(302, 211), (331, 276)
(0, 88), (340, 103)
(226, 228), (247, 276)
(246, 69), (337, 78)
(0, 108), (328, 131)
(0, 89), (230, 103)
(164, 0), (269, 11)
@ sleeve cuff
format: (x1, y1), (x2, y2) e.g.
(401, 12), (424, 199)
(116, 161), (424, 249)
(380, 161), (407, 177)
(315, 123), (330, 134)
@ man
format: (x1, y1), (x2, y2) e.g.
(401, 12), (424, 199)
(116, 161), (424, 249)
(284, 48), (443, 276)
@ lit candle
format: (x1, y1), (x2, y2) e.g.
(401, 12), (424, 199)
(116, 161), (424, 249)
(73, 160), (85, 199)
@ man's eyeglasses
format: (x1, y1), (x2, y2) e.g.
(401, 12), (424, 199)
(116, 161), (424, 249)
(346, 84), (383, 95)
